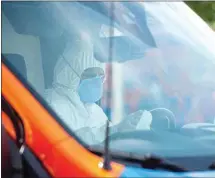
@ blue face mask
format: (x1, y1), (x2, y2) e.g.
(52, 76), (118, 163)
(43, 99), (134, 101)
(78, 76), (104, 103)
(60, 55), (104, 103)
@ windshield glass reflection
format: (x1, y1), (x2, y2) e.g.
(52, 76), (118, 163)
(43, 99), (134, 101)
(2, 1), (215, 157)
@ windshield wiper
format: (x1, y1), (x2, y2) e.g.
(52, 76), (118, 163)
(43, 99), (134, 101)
(137, 154), (187, 172)
(90, 147), (187, 172)
(209, 162), (215, 170)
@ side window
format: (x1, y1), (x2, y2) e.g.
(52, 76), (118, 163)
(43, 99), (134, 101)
(2, 10), (45, 95)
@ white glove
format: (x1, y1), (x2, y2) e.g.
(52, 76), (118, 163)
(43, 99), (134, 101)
(110, 110), (153, 133)
(136, 110), (152, 130)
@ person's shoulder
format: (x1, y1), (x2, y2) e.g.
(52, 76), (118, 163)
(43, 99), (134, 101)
(47, 92), (76, 113)
(91, 103), (107, 113)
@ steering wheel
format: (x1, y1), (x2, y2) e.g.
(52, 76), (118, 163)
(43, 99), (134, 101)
(149, 108), (176, 130)
(107, 109), (175, 144)
(109, 108), (176, 138)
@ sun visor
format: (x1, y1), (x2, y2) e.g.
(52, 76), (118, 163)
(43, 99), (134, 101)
(2, 2), (64, 38)
(94, 36), (151, 63)
(94, 25), (151, 63)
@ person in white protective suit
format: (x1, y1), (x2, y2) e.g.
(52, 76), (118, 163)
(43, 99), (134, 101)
(45, 32), (153, 145)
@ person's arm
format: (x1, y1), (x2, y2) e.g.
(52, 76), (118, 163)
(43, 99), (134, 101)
(75, 110), (153, 145)
(109, 110), (152, 133)
(49, 99), (83, 130)
(75, 127), (97, 145)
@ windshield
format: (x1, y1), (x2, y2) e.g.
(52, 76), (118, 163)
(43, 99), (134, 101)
(2, 1), (215, 158)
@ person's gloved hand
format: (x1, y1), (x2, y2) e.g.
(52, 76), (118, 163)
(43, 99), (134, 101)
(112, 110), (152, 133)
(136, 110), (152, 130)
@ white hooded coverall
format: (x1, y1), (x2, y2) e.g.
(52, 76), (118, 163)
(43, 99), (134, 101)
(45, 34), (152, 145)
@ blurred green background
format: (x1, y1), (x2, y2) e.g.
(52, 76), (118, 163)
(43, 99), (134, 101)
(186, 1), (215, 29)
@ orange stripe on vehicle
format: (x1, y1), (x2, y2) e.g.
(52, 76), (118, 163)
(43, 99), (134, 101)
(2, 111), (16, 139)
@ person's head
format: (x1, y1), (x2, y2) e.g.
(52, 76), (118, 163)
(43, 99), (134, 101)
(53, 33), (105, 103)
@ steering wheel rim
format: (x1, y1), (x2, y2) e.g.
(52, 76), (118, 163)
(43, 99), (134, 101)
(105, 108), (176, 143)
(149, 108), (176, 129)
(108, 129), (159, 142)
(108, 107), (176, 140)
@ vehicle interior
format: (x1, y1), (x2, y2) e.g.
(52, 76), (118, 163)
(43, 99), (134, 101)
(2, 2), (215, 175)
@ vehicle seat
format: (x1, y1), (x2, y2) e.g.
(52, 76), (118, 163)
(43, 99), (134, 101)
(3, 53), (27, 80)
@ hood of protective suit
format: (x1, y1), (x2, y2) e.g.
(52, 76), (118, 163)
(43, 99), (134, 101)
(53, 35), (105, 92)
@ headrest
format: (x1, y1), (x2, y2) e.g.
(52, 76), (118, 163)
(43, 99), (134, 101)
(3, 54), (27, 79)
